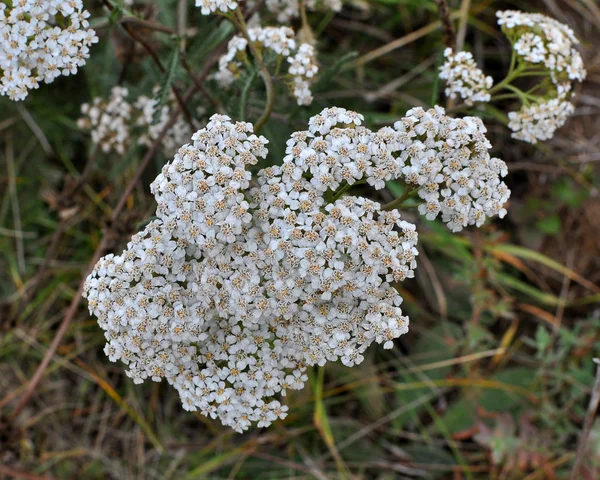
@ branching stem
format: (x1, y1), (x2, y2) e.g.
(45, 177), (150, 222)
(231, 8), (275, 133)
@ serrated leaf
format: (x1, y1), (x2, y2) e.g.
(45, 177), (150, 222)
(152, 45), (180, 125)
(239, 66), (259, 122)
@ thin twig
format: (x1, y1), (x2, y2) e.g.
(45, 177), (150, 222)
(0, 465), (55, 480)
(433, 0), (456, 50)
(181, 56), (223, 110)
(119, 17), (177, 34)
(16, 105), (53, 156)
(455, 0), (471, 52)
(101, 0), (195, 130)
(569, 359), (600, 480)
(177, 0), (188, 53)
(232, 8), (275, 133)
(348, 3), (486, 70)
(69, 145), (102, 195)
(349, 20), (448, 68)
(365, 55), (437, 102)
(10, 235), (108, 418)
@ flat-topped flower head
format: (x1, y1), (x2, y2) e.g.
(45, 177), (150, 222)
(507, 95), (575, 144)
(84, 107), (510, 432)
(497, 10), (586, 84)
(393, 106), (510, 232)
(0, 0), (98, 101)
(440, 48), (494, 106)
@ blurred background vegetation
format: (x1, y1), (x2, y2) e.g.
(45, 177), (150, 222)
(1, 0), (599, 478)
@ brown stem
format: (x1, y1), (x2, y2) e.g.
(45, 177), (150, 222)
(119, 17), (177, 34)
(181, 55), (223, 110)
(101, 0), (196, 130)
(9, 234), (108, 419)
(433, 0), (456, 50)
(0, 465), (55, 480)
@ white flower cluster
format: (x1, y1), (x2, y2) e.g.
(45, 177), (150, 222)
(77, 87), (132, 155)
(215, 26), (319, 106)
(262, 0), (342, 23)
(0, 0), (98, 101)
(83, 110), (416, 432)
(83, 107), (510, 432)
(496, 10), (586, 144)
(135, 89), (205, 157)
(439, 48), (493, 106)
(287, 44), (319, 105)
(507, 95), (575, 144)
(497, 10), (586, 84)
(195, 0), (237, 15)
(395, 107), (510, 232)
(78, 87), (204, 157)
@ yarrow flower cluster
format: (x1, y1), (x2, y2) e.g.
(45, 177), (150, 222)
(77, 87), (133, 155)
(195, 0), (237, 15)
(83, 106), (510, 432)
(135, 89), (206, 156)
(77, 87), (206, 156)
(437, 10), (586, 145)
(287, 44), (319, 105)
(507, 95), (575, 144)
(261, 0), (342, 23)
(395, 107), (510, 232)
(439, 48), (493, 106)
(496, 10), (586, 85)
(215, 26), (319, 106)
(0, 0), (98, 101)
(496, 10), (587, 144)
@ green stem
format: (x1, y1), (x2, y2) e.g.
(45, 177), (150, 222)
(382, 186), (417, 211)
(231, 8), (274, 134)
(488, 63), (527, 95)
(504, 84), (538, 103)
(330, 179), (367, 203)
(489, 93), (521, 102)
(331, 183), (351, 203)
(508, 48), (517, 75)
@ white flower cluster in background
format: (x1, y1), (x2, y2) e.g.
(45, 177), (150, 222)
(262, 0), (342, 23)
(78, 87), (205, 157)
(83, 107), (510, 432)
(0, 0), (98, 101)
(215, 26), (319, 106)
(195, 0), (237, 15)
(497, 10), (586, 144)
(507, 95), (575, 144)
(287, 44), (319, 105)
(77, 87), (133, 155)
(395, 107), (510, 232)
(439, 48), (493, 106)
(497, 10), (586, 84)
(135, 89), (206, 157)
